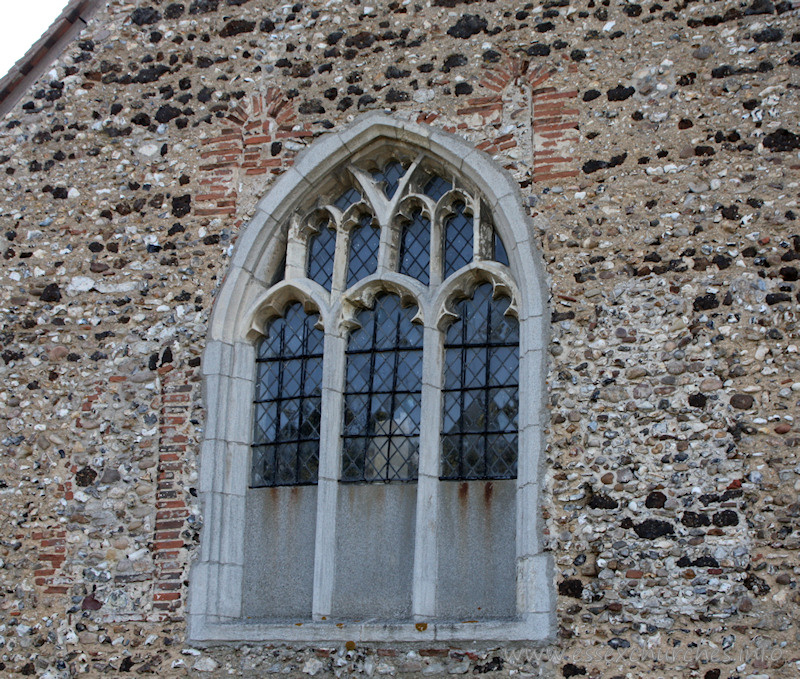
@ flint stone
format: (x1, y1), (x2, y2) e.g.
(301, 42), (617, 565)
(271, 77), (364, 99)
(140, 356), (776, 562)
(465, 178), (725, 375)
(730, 394), (754, 409)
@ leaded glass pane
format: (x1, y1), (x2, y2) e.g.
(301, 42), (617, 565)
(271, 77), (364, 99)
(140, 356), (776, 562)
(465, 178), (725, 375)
(346, 353), (370, 393)
(461, 390), (486, 433)
(486, 433), (517, 478)
(462, 348), (485, 388)
(444, 348), (462, 390)
(423, 175), (452, 201)
(342, 437), (367, 481)
(442, 392), (461, 434)
(488, 387), (518, 431)
(298, 441), (319, 483)
(440, 283), (519, 481)
(347, 214), (379, 288)
(489, 346), (517, 386)
(344, 393), (369, 435)
(399, 210), (430, 284)
(304, 357), (323, 395)
(251, 303), (323, 487)
(307, 222), (336, 291)
(342, 293), (422, 482)
(276, 443), (297, 485)
(490, 306), (519, 344)
(441, 436), (460, 479)
(254, 362), (279, 401)
(300, 397), (322, 438)
(461, 435), (485, 479)
(396, 351), (423, 391)
(334, 188), (362, 211)
(253, 403), (277, 444)
(493, 230), (510, 266)
(372, 160), (405, 198)
(443, 201), (473, 278)
(251, 445), (275, 487)
(281, 360), (303, 398)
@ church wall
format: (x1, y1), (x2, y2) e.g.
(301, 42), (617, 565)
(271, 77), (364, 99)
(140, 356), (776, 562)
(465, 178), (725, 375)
(0, 0), (798, 675)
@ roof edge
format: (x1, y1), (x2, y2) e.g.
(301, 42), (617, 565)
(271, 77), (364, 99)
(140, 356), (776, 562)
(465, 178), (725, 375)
(0, 0), (105, 120)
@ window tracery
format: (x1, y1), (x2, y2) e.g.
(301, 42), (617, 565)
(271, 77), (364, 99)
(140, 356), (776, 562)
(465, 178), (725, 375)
(253, 157), (515, 488)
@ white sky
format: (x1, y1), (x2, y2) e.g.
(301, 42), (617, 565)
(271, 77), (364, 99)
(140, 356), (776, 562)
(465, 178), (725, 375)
(0, 1), (70, 80)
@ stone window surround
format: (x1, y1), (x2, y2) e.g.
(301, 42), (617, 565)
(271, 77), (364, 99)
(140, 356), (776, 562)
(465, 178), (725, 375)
(188, 112), (554, 644)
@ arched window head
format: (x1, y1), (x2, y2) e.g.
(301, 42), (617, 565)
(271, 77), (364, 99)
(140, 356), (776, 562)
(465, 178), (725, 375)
(192, 114), (551, 645)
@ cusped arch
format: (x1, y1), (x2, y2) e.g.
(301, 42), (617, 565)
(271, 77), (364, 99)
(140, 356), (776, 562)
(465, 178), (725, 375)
(337, 274), (426, 333)
(244, 280), (328, 343)
(434, 262), (520, 331)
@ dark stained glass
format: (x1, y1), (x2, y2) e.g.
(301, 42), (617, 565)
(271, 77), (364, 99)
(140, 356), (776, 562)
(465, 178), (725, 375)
(347, 214), (380, 288)
(443, 201), (473, 278)
(423, 175), (452, 202)
(372, 160), (405, 198)
(342, 294), (423, 482)
(251, 303), (323, 487)
(441, 283), (519, 480)
(399, 209), (430, 284)
(307, 221), (336, 290)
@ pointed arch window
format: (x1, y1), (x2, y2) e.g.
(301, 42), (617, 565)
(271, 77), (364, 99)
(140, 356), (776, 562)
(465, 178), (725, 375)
(193, 116), (551, 645)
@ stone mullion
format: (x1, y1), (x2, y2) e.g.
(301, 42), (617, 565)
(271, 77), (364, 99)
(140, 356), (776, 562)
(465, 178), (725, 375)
(311, 331), (346, 619)
(331, 224), (351, 295)
(411, 323), (442, 619)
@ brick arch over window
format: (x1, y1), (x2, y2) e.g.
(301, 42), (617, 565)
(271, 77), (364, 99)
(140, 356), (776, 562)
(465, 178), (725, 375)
(189, 112), (553, 644)
(196, 87), (310, 221)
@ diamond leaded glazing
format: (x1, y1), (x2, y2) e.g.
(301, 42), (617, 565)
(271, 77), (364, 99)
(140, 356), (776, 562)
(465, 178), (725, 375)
(251, 303), (323, 487)
(443, 201), (473, 279)
(423, 175), (452, 201)
(441, 283), (519, 480)
(342, 294), (423, 482)
(334, 188), (362, 212)
(253, 157), (517, 485)
(372, 160), (405, 198)
(307, 219), (336, 290)
(347, 214), (380, 288)
(399, 209), (430, 284)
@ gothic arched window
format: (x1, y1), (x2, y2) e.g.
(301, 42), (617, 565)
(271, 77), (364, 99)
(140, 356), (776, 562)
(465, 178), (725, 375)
(191, 114), (551, 644)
